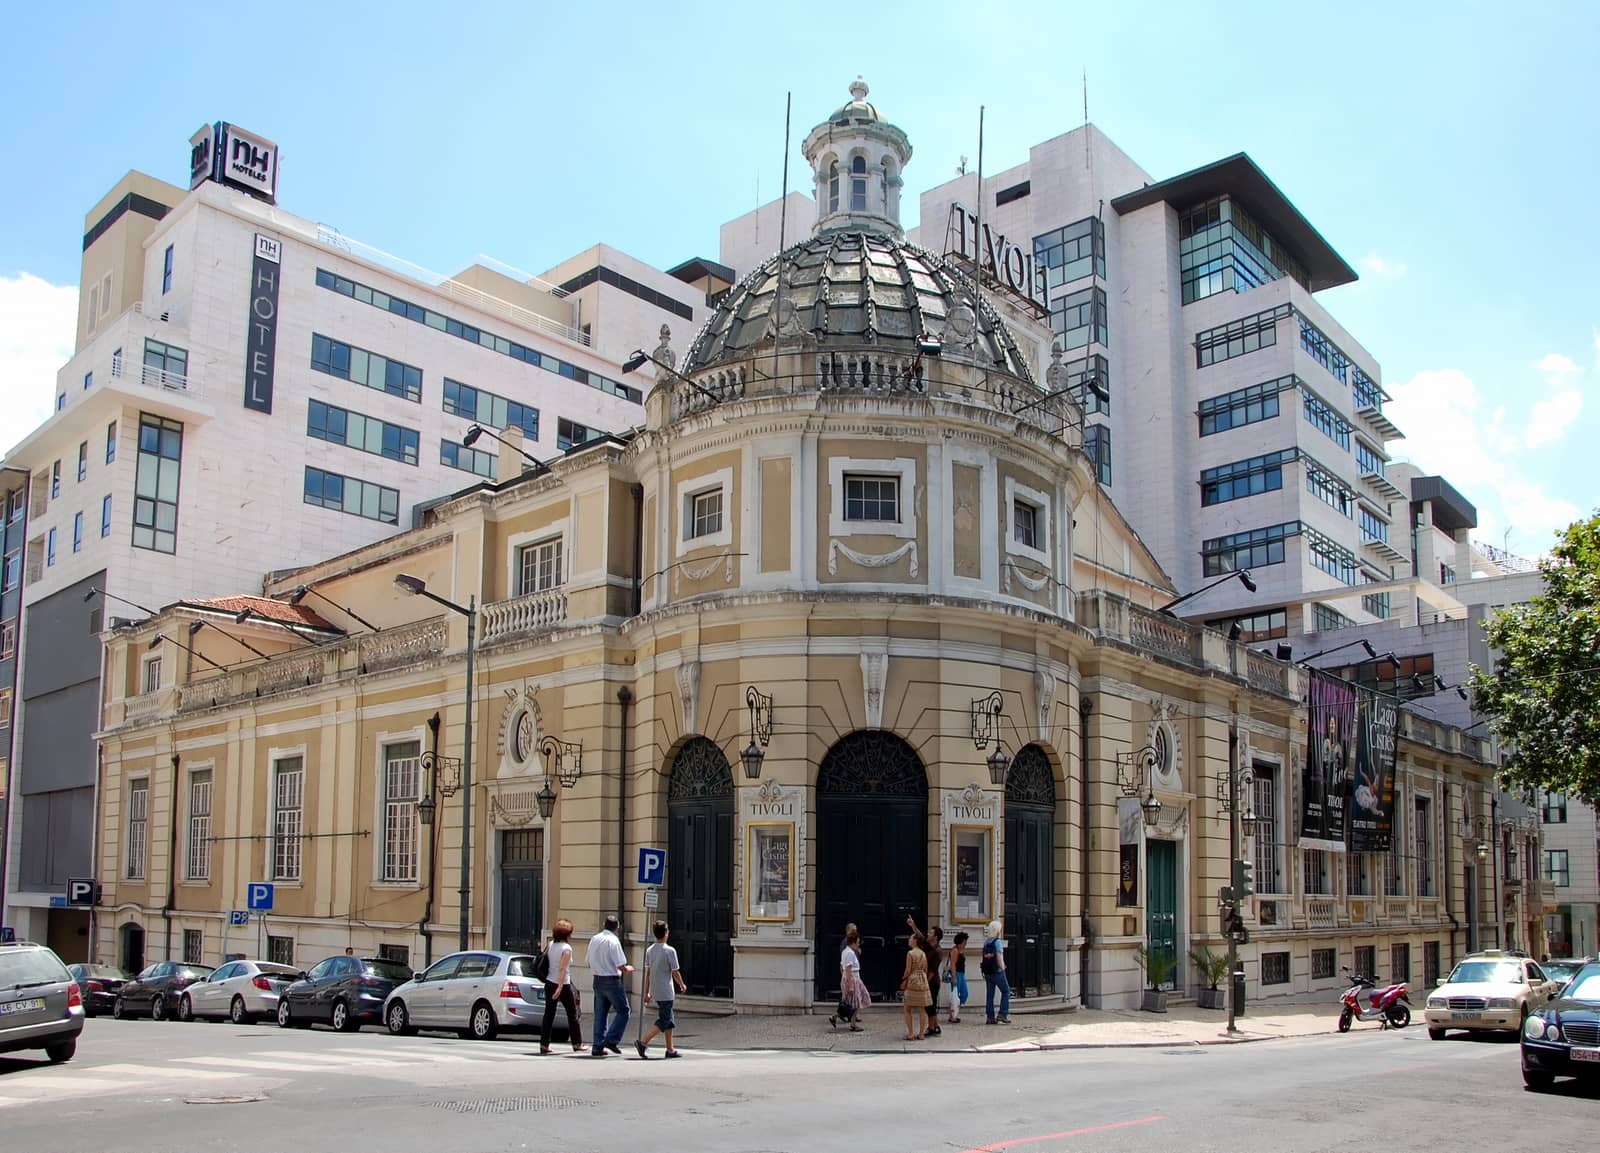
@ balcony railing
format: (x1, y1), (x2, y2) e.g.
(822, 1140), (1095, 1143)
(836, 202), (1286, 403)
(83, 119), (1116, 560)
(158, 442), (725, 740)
(1127, 605), (1202, 664)
(112, 356), (194, 396)
(1308, 899), (1337, 927)
(481, 587), (569, 644)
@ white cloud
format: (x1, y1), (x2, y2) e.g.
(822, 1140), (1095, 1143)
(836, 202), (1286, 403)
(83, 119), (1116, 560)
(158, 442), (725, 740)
(1359, 254), (1407, 279)
(1536, 352), (1581, 389)
(1524, 352), (1584, 449)
(0, 272), (77, 455)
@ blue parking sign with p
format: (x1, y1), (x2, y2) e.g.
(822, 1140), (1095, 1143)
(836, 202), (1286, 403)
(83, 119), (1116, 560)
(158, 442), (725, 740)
(247, 883), (274, 911)
(637, 847), (666, 887)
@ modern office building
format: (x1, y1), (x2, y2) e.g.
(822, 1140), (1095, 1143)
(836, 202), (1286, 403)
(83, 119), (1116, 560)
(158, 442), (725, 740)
(0, 125), (700, 952)
(0, 469), (28, 926)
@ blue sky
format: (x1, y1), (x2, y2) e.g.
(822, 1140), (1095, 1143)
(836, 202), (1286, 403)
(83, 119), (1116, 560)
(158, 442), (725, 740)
(2, 0), (1595, 553)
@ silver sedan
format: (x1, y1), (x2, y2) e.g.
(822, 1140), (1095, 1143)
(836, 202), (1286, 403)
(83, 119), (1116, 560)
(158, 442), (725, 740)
(179, 959), (303, 1024)
(382, 950), (576, 1041)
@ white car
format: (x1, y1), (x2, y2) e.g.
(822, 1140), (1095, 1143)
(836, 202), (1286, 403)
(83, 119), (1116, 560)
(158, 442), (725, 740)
(177, 959), (303, 1024)
(382, 950), (576, 1041)
(1424, 952), (1559, 1039)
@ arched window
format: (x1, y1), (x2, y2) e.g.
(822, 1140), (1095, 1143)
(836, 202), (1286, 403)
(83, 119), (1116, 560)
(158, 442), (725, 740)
(828, 161), (840, 214)
(850, 155), (868, 211)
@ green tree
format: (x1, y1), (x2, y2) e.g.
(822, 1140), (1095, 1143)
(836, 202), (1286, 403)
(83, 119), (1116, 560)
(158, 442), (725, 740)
(1468, 512), (1600, 803)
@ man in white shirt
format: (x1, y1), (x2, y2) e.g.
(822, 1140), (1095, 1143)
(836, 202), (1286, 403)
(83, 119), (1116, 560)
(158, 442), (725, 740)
(586, 914), (634, 1057)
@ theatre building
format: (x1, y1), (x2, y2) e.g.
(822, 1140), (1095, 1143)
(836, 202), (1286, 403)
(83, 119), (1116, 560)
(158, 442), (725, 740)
(90, 85), (1498, 1009)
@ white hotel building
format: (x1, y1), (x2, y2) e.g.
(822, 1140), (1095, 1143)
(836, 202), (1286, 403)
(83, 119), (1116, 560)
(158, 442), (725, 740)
(0, 130), (704, 950)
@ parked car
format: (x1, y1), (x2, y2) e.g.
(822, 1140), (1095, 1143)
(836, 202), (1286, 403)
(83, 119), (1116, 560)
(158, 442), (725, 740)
(0, 940), (84, 1063)
(178, 959), (303, 1024)
(1522, 962), (1600, 1090)
(113, 961), (215, 1021)
(382, 950), (581, 1041)
(1424, 950), (1559, 1039)
(276, 955), (412, 1032)
(66, 963), (132, 1018)
(1539, 957), (1594, 993)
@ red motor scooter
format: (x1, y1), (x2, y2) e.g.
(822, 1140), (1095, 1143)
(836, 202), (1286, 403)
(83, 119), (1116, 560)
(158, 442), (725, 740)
(1337, 966), (1411, 1032)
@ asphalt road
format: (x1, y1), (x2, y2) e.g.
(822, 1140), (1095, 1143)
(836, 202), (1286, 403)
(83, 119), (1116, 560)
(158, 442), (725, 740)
(0, 1014), (1594, 1153)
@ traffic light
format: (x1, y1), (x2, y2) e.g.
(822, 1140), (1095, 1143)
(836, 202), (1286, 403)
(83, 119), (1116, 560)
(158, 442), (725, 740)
(1218, 884), (1236, 905)
(1232, 857), (1256, 898)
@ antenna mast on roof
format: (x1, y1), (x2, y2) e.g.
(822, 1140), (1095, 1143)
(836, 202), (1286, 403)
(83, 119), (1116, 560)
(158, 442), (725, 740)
(771, 91), (792, 384)
(974, 105), (986, 286)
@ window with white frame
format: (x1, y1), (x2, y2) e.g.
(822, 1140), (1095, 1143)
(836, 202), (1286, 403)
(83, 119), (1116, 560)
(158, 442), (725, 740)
(126, 779), (149, 880)
(273, 756), (304, 882)
(687, 488), (724, 541)
(1012, 499), (1040, 550)
(844, 474), (899, 524)
(141, 656), (162, 694)
(382, 741), (422, 882)
(516, 536), (564, 596)
(1003, 477), (1052, 568)
(1252, 764), (1281, 893)
(187, 769), (212, 881)
(828, 456), (916, 541)
(674, 467), (733, 552)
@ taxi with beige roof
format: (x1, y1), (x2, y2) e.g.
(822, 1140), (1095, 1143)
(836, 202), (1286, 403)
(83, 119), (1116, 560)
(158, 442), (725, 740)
(1424, 951), (1560, 1039)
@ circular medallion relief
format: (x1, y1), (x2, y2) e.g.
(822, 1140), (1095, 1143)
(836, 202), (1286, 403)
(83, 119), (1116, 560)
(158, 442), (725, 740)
(513, 710), (535, 763)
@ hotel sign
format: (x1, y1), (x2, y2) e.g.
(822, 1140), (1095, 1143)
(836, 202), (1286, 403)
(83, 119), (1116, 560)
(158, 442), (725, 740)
(244, 233), (282, 414)
(945, 204), (1049, 317)
(189, 122), (279, 204)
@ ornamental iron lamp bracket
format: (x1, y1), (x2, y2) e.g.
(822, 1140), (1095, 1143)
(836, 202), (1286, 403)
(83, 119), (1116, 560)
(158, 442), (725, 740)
(741, 685), (774, 780)
(539, 735), (584, 790)
(1215, 763), (1258, 839)
(1116, 746), (1163, 828)
(971, 691), (1010, 785)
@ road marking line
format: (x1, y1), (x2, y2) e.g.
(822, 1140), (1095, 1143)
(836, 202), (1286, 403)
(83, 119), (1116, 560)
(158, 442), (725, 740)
(1372, 1062), (1436, 1075)
(172, 1056), (323, 1072)
(84, 1064), (238, 1080)
(957, 1115), (1166, 1152)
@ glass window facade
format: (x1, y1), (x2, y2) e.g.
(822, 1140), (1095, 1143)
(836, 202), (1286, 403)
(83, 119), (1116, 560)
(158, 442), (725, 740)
(1178, 196), (1309, 304)
(1360, 506), (1390, 544)
(133, 414), (182, 553)
(1355, 440), (1387, 477)
(1200, 449), (1293, 506)
(1049, 286), (1107, 350)
(142, 339), (188, 385)
(1340, 652), (1436, 701)
(1207, 609), (1288, 642)
(1362, 591), (1391, 619)
(307, 400), (420, 465)
(1195, 305), (1290, 368)
(316, 268), (642, 405)
(556, 418), (600, 452)
(1198, 377), (1288, 436)
(1298, 315), (1349, 383)
(440, 439), (496, 478)
(1202, 522), (1296, 576)
(1300, 385), (1352, 449)
(442, 379), (540, 441)
(303, 466), (400, 525)
(1062, 354), (1110, 415)
(1304, 458), (1354, 516)
(1084, 423), (1111, 485)
(1305, 526), (1356, 584)
(310, 334), (422, 402)
(1313, 603), (1353, 632)
(1034, 217), (1105, 291)
(1352, 367), (1386, 411)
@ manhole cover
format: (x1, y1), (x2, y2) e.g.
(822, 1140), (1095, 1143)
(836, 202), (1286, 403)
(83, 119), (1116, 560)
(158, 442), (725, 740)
(429, 1095), (584, 1115)
(185, 1093), (268, 1105)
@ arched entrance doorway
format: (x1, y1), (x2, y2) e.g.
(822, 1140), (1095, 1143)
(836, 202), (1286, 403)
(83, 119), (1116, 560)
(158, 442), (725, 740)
(667, 737), (734, 997)
(119, 922), (146, 974)
(815, 731), (928, 1003)
(1004, 744), (1057, 997)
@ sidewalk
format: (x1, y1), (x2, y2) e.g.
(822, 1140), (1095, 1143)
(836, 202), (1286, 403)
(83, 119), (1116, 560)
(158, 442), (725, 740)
(658, 1001), (1340, 1055)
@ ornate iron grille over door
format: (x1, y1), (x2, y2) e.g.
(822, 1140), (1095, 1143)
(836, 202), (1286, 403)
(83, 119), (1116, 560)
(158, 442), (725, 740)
(667, 737), (735, 997)
(815, 731), (929, 1003)
(1004, 744), (1057, 997)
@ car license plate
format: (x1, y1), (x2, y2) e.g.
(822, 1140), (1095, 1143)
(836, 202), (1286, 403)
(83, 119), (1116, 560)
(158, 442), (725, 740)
(1450, 1011), (1478, 1021)
(1572, 1048), (1600, 1063)
(0, 997), (45, 1015)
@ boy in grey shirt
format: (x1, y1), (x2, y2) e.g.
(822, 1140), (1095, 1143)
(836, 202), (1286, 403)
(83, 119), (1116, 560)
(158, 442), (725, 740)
(636, 920), (688, 1058)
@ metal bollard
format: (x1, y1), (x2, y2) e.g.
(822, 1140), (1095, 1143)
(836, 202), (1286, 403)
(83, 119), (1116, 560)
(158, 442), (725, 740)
(1231, 967), (1247, 1019)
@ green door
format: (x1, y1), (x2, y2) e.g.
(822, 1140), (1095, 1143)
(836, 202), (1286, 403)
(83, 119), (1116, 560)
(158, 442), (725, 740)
(1146, 839), (1179, 991)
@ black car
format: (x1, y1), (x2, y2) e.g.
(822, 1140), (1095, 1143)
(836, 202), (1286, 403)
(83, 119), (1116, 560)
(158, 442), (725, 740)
(1539, 957), (1594, 994)
(113, 961), (215, 1020)
(277, 955), (412, 1032)
(1521, 961), (1600, 1090)
(67, 964), (132, 1018)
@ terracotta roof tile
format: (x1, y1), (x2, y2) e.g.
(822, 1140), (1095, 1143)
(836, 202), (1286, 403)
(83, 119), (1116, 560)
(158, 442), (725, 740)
(178, 594), (336, 631)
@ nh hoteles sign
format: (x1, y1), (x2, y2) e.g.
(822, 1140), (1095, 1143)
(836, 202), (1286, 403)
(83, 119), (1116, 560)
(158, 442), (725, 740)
(190, 121), (279, 204)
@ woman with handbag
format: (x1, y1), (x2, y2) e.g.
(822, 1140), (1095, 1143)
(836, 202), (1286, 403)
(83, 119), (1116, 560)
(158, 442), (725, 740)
(829, 923), (869, 1032)
(946, 931), (969, 1023)
(539, 918), (583, 1054)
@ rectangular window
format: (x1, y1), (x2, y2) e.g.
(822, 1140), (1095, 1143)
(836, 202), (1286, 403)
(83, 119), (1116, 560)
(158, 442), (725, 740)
(1303, 848), (1330, 895)
(106, 420), (117, 464)
(1207, 609), (1288, 642)
(101, 494), (112, 538)
(516, 537), (564, 596)
(1340, 652), (1435, 702)
(1049, 286), (1107, 350)
(1353, 367), (1386, 412)
(1313, 603), (1353, 632)
(6, 488), (21, 523)
(1346, 851), (1371, 896)
(1311, 948), (1336, 980)
(1355, 440), (1387, 478)
(1360, 507), (1390, 544)
(51, 461), (60, 499)
(187, 769), (212, 881)
(1298, 315), (1349, 383)
(71, 512), (82, 554)
(302, 466), (400, 525)
(306, 399), (420, 465)
(0, 691), (9, 726)
(382, 741), (422, 883)
(142, 656), (162, 694)
(1439, 563), (1456, 586)
(125, 779), (149, 880)
(133, 414), (183, 553)
(1391, 943), (1411, 986)
(688, 488), (724, 540)
(843, 475), (900, 524)
(1012, 500), (1040, 550)
(267, 936), (295, 966)
(1084, 423), (1111, 485)
(1363, 591), (1391, 619)
(1062, 354), (1110, 415)
(556, 418), (599, 452)
(442, 379), (541, 441)
(1195, 305), (1290, 368)
(273, 757), (304, 882)
(1202, 521), (1297, 577)
(142, 338), (189, 387)
(440, 439), (496, 477)
(1386, 804), (1405, 895)
(87, 283), (99, 334)
(1033, 217), (1105, 290)
(1540, 792), (1567, 824)
(1179, 196), (1309, 304)
(1306, 527), (1357, 585)
(1545, 849), (1570, 887)
(46, 528), (56, 567)
(378, 943), (411, 965)
(183, 929), (203, 965)
(83, 372), (92, 392)
(3, 552), (19, 592)
(1300, 385), (1352, 449)
(55, 393), (65, 412)
(1198, 377), (1288, 436)
(309, 333), (422, 402)
(1252, 766), (1281, 893)
(1355, 945), (1376, 979)
(1261, 952), (1290, 985)
(0, 620), (14, 658)
(1423, 941), (1441, 988)
(1415, 796), (1434, 897)
(76, 442), (87, 483)
(1304, 459), (1354, 516)
(315, 267), (643, 405)
(1199, 449), (1292, 506)
(162, 244), (174, 294)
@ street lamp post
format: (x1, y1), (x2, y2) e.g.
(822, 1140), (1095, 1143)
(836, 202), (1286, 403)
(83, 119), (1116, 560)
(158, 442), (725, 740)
(1216, 723), (1257, 1035)
(394, 574), (476, 952)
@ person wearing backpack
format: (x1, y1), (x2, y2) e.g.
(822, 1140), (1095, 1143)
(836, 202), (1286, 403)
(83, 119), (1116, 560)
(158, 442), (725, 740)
(981, 918), (1011, 1024)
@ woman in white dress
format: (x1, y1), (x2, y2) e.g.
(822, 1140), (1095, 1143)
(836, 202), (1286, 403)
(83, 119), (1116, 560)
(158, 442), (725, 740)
(830, 923), (869, 1031)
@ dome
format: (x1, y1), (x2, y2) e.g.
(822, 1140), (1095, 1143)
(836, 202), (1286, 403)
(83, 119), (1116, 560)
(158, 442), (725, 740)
(682, 229), (1036, 386)
(829, 76), (883, 124)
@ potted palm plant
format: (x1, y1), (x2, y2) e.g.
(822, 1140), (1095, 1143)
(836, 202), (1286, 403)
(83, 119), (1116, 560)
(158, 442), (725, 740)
(1134, 944), (1177, 1013)
(1190, 947), (1230, 1009)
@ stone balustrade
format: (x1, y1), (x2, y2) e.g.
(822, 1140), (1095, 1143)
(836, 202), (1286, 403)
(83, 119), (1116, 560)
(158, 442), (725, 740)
(480, 588), (569, 645)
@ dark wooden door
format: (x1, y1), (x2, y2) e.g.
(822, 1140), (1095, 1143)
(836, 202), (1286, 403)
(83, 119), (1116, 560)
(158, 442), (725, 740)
(1146, 839), (1179, 991)
(497, 829), (544, 955)
(667, 738), (734, 997)
(814, 731), (928, 1003)
(1004, 744), (1057, 998)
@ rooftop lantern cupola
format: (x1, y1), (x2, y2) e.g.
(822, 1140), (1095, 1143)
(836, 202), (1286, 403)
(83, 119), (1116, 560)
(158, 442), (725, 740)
(802, 76), (913, 239)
